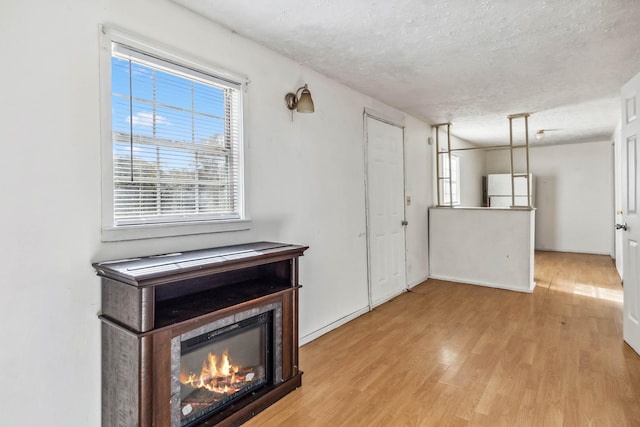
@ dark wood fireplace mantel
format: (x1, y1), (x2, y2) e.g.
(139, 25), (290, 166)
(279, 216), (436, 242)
(94, 242), (308, 427)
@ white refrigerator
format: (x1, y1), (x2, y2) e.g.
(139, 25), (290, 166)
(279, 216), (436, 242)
(487, 173), (535, 207)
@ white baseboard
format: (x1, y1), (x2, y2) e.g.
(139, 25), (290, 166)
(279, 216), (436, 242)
(370, 288), (407, 308)
(535, 248), (612, 256)
(428, 274), (535, 294)
(299, 306), (370, 346)
(407, 276), (429, 289)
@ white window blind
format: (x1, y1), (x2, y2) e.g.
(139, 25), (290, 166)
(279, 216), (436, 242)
(110, 42), (242, 226)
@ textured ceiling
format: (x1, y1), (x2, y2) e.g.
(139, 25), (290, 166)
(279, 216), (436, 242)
(173, 0), (640, 146)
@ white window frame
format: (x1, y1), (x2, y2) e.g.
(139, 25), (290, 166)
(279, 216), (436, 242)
(440, 153), (461, 206)
(99, 26), (251, 241)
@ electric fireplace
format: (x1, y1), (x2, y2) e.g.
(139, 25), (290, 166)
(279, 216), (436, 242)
(178, 310), (274, 426)
(94, 242), (308, 427)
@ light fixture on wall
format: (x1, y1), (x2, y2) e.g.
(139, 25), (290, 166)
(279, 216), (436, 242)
(285, 84), (315, 113)
(535, 129), (545, 141)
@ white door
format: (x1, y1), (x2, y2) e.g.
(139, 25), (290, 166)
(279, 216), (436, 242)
(621, 72), (640, 355)
(365, 115), (407, 307)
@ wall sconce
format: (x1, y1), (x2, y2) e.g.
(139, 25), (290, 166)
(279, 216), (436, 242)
(535, 130), (545, 141)
(285, 84), (315, 113)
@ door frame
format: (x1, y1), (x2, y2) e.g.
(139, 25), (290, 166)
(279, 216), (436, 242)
(363, 108), (408, 309)
(614, 136), (623, 279)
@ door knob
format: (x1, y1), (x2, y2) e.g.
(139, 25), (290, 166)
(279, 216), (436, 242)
(616, 222), (628, 231)
(401, 220), (408, 226)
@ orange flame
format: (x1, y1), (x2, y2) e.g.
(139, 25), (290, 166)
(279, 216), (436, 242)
(180, 349), (247, 394)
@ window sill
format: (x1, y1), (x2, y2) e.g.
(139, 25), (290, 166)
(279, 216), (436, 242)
(101, 219), (251, 242)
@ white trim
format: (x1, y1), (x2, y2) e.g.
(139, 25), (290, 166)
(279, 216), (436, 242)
(407, 275), (429, 289)
(370, 289), (407, 308)
(100, 25), (248, 84)
(535, 248), (613, 256)
(363, 107), (406, 128)
(101, 218), (251, 242)
(428, 273), (536, 293)
(299, 306), (370, 346)
(98, 24), (251, 241)
(363, 112), (408, 310)
(363, 114), (372, 308)
(99, 26), (115, 234)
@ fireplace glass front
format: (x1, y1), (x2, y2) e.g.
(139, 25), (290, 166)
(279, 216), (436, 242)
(179, 312), (273, 426)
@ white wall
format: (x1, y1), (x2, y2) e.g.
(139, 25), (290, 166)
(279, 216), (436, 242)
(405, 117), (433, 287)
(486, 141), (614, 254)
(458, 147), (487, 207)
(0, 1), (431, 425)
(430, 207), (536, 292)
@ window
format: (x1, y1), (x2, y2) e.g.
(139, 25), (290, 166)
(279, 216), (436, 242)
(440, 153), (460, 205)
(100, 28), (248, 240)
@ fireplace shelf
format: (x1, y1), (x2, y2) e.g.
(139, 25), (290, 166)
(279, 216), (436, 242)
(94, 242), (308, 427)
(154, 278), (295, 329)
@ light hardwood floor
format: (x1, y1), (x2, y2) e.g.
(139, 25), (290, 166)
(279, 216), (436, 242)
(245, 251), (640, 426)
